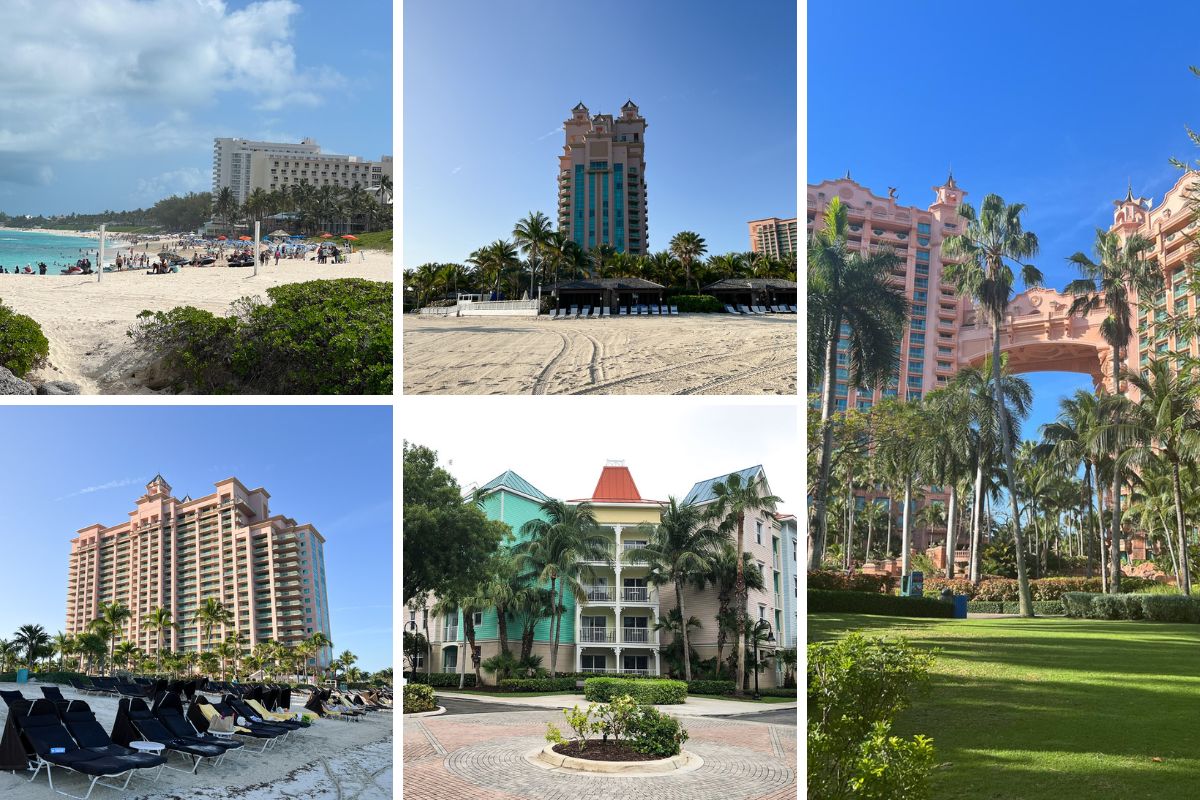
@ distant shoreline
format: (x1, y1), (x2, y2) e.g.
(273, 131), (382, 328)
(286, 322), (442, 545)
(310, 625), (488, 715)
(0, 226), (101, 239)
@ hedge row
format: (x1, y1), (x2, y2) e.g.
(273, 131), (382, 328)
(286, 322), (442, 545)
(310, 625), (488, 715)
(966, 600), (1063, 615)
(402, 672), (477, 688)
(583, 677), (688, 704)
(686, 679), (737, 695)
(808, 590), (954, 618)
(496, 677), (577, 692)
(808, 571), (895, 593)
(923, 576), (1163, 601)
(1063, 592), (1200, 623)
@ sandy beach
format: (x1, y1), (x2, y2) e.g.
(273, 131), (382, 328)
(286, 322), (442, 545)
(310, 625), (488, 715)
(0, 681), (392, 800)
(402, 314), (797, 395)
(0, 251), (392, 394)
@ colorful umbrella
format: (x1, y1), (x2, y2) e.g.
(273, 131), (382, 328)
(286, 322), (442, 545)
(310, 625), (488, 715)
(319, 233), (333, 239)
(217, 235), (227, 241)
(238, 235), (252, 241)
(341, 235), (359, 241)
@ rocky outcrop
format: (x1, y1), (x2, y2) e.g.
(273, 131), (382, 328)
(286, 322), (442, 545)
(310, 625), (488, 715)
(0, 366), (35, 395)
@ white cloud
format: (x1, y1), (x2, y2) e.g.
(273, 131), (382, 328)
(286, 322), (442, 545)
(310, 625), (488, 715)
(135, 167), (209, 200)
(535, 125), (563, 141)
(56, 477), (139, 501)
(0, 0), (344, 184)
(450, 165), (463, 175)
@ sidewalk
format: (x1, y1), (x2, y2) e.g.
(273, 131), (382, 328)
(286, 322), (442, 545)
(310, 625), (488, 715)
(434, 690), (797, 717)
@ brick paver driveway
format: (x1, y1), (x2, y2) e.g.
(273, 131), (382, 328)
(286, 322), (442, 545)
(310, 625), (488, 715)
(403, 708), (796, 800)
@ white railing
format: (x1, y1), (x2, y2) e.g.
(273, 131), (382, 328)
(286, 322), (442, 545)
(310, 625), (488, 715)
(459, 299), (539, 317)
(418, 305), (457, 316)
(621, 544), (646, 564)
(622, 587), (650, 603)
(580, 628), (615, 643)
(580, 667), (653, 675)
(623, 627), (649, 643)
(443, 626), (458, 641)
(585, 585), (615, 602)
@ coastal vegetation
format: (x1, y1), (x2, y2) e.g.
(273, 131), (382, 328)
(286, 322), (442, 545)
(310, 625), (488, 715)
(128, 278), (393, 394)
(0, 613), (385, 686)
(402, 211), (796, 309)
(403, 444), (795, 695)
(0, 298), (50, 377)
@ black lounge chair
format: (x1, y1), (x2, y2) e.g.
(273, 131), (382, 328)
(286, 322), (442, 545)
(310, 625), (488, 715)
(225, 696), (305, 732)
(113, 698), (228, 774)
(68, 677), (99, 696)
(150, 692), (243, 755)
(215, 696), (289, 749)
(58, 700), (166, 779)
(0, 688), (30, 711)
(15, 699), (153, 799)
(116, 682), (148, 699)
(41, 686), (67, 703)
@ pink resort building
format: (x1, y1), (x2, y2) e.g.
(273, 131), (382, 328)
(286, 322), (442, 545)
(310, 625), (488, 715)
(557, 100), (648, 255)
(748, 217), (798, 258)
(66, 475), (332, 668)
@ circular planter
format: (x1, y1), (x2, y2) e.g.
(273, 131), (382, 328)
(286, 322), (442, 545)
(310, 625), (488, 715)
(403, 706), (446, 718)
(533, 743), (702, 775)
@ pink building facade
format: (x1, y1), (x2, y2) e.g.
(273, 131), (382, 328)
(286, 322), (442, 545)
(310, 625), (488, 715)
(66, 475), (332, 668)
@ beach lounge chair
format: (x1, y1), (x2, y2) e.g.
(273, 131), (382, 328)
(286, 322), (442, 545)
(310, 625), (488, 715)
(567, 306), (578, 319)
(640, 305), (650, 315)
(670, 305), (679, 315)
(151, 693), (244, 755)
(619, 306), (628, 316)
(737, 304), (753, 315)
(650, 304), (660, 315)
(16, 699), (158, 800)
(114, 698), (229, 774)
(790, 304), (798, 313)
(243, 697), (309, 727)
(602, 307), (611, 318)
(581, 305), (591, 318)
(214, 696), (289, 748)
(58, 700), (166, 779)
(725, 304), (741, 314)
(590, 307), (600, 318)
(0, 689), (30, 713)
(68, 678), (98, 696)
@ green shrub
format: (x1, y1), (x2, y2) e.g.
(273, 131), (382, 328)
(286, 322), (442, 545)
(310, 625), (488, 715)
(966, 601), (1003, 614)
(974, 578), (1018, 602)
(808, 570), (895, 593)
(403, 672), (476, 688)
(628, 705), (689, 756)
(1062, 592), (1098, 617)
(686, 679), (735, 695)
(922, 578), (976, 599)
(808, 590), (954, 618)
(669, 294), (724, 313)
(808, 633), (935, 800)
(1140, 594), (1200, 623)
(1090, 594), (1124, 619)
(759, 687), (798, 698)
(0, 301), (50, 377)
(583, 677), (688, 704)
(128, 279), (392, 394)
(497, 677), (577, 692)
(403, 683), (436, 714)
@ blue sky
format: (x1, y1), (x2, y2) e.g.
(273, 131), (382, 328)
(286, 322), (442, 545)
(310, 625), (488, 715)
(0, 406), (393, 671)
(0, 0), (391, 216)
(403, 0), (797, 267)
(808, 2), (1200, 437)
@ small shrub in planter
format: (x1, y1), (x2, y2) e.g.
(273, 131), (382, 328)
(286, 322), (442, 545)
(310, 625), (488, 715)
(584, 677), (687, 704)
(403, 683), (436, 714)
(629, 706), (689, 756)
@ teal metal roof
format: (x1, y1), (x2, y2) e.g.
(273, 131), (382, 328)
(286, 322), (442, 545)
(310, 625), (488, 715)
(478, 470), (550, 502)
(683, 465), (764, 505)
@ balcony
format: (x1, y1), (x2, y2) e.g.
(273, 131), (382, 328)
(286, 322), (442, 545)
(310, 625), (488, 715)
(581, 547), (615, 565)
(621, 544), (646, 564)
(621, 586), (653, 603)
(579, 627), (615, 643)
(584, 585), (615, 602)
(581, 666), (654, 675)
(622, 627), (650, 644)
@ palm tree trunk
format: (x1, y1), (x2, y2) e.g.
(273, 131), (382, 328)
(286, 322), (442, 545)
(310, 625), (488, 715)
(552, 582), (565, 677)
(992, 313), (1034, 617)
(971, 462), (984, 585)
(734, 511), (747, 697)
(900, 476), (913, 577)
(1096, 471), (1108, 593)
(945, 484), (958, 580)
(845, 479), (856, 569)
(1161, 510), (1181, 589)
(1083, 465), (1094, 578)
(865, 510), (874, 563)
(810, 317), (841, 570)
(677, 583), (692, 682)
(497, 608), (510, 657)
(458, 615), (467, 689)
(1172, 460), (1192, 596)
(1109, 344), (1122, 594)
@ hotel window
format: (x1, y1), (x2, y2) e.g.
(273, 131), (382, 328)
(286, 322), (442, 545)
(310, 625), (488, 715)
(917, 249), (930, 262)
(917, 222), (931, 234)
(836, 398), (848, 411)
(910, 333), (925, 344)
(582, 654), (606, 671)
(911, 319), (925, 330)
(912, 304), (926, 317)
(909, 360), (924, 373)
(913, 290), (927, 302)
(473, 612), (483, 626)
(443, 648), (457, 671)
(857, 399), (872, 411)
(756, 520), (763, 544)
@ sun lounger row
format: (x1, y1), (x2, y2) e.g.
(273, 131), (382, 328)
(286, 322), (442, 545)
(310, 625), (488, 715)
(547, 304), (680, 319)
(724, 304), (797, 315)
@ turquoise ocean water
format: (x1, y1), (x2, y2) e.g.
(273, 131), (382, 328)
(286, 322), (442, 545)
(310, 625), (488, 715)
(0, 230), (120, 275)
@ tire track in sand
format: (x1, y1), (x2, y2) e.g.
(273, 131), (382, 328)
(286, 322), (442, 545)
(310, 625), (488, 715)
(569, 345), (783, 395)
(530, 331), (571, 395)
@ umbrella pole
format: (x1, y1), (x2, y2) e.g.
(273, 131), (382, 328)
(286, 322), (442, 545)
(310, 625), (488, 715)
(254, 221), (260, 277)
(98, 224), (104, 283)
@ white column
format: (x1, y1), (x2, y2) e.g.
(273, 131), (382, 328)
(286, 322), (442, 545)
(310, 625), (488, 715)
(615, 646), (623, 674)
(575, 603), (582, 672)
(653, 650), (660, 677)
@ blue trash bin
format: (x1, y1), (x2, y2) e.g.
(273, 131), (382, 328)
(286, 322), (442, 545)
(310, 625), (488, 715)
(16, 668), (29, 684)
(953, 595), (969, 619)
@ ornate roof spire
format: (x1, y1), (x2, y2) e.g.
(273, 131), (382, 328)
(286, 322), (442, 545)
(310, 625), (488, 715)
(945, 166), (957, 189)
(1125, 179), (1135, 203)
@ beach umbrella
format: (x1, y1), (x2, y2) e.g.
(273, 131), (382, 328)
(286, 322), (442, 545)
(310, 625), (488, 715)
(217, 235), (227, 241)
(238, 235), (252, 241)
(270, 230), (290, 238)
(341, 234), (359, 241)
(319, 233), (333, 239)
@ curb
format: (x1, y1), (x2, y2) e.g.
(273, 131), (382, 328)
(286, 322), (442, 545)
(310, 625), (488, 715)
(530, 744), (703, 776)
(403, 706), (447, 718)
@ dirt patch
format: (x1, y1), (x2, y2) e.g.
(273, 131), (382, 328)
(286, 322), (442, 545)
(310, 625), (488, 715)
(552, 740), (662, 762)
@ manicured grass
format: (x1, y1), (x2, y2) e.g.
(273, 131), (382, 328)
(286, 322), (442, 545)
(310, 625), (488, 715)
(308, 229), (392, 251)
(691, 693), (796, 704)
(444, 688), (579, 697)
(811, 613), (1200, 800)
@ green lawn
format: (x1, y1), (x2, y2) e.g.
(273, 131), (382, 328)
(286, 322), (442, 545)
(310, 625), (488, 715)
(811, 613), (1200, 799)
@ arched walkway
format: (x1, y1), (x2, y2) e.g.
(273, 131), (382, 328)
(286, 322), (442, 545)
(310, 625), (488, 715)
(956, 287), (1114, 391)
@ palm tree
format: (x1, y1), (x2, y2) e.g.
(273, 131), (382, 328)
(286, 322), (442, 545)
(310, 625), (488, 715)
(307, 632), (333, 681)
(14, 624), (51, 669)
(192, 598), (233, 657)
(669, 231), (707, 291)
(874, 400), (931, 577)
(702, 544), (767, 677)
(95, 601), (132, 674)
(1066, 228), (1161, 593)
(513, 499), (611, 676)
(52, 631), (76, 672)
(652, 609), (702, 678)
(925, 386), (974, 578)
(513, 211), (555, 294)
(1124, 358), (1200, 595)
(625, 498), (724, 681)
(705, 472), (782, 696)
(378, 173), (394, 205)
(467, 240), (521, 300)
(809, 196), (909, 569)
(1041, 390), (1107, 581)
(481, 549), (526, 658)
(215, 639), (240, 680)
(590, 243), (617, 280)
(141, 606), (174, 671)
(113, 641), (140, 672)
(943, 192), (1043, 616)
(213, 187), (239, 237)
(75, 632), (107, 674)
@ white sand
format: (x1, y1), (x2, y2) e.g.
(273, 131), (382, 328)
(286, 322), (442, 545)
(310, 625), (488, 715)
(0, 251), (392, 394)
(402, 314), (797, 395)
(0, 681), (392, 800)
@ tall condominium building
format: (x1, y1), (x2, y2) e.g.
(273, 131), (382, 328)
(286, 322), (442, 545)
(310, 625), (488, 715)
(749, 217), (798, 257)
(212, 137), (393, 205)
(557, 101), (648, 255)
(776, 513), (798, 648)
(66, 475), (332, 668)
(808, 174), (968, 552)
(416, 463), (789, 687)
